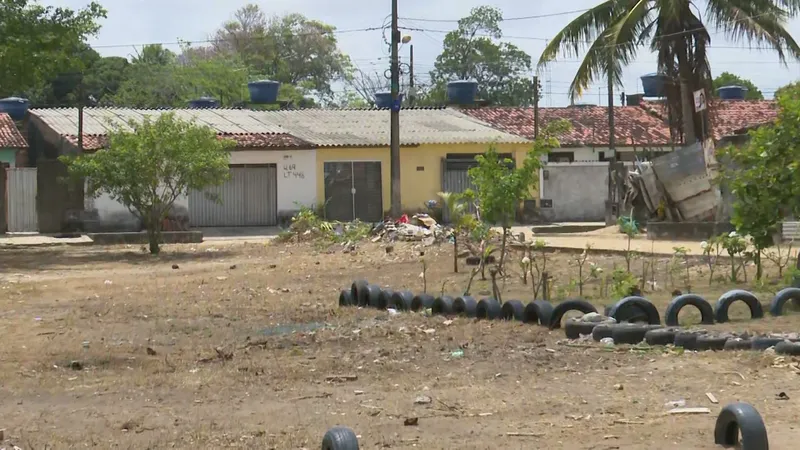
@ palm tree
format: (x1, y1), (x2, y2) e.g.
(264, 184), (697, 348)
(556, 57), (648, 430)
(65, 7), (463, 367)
(538, 0), (800, 144)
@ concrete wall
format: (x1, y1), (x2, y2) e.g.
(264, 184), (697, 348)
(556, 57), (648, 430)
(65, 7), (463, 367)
(538, 162), (611, 222)
(83, 187), (189, 232)
(557, 146), (674, 162)
(0, 148), (17, 167)
(230, 149), (316, 218)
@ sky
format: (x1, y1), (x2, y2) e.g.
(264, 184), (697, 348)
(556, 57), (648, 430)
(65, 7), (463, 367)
(50, 0), (800, 107)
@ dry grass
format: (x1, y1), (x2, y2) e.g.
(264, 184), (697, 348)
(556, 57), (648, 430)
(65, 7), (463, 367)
(1, 238), (799, 449)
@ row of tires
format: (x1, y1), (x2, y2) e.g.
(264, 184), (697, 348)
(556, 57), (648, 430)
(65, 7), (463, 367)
(321, 402), (769, 449)
(343, 279), (800, 327)
(570, 319), (800, 354)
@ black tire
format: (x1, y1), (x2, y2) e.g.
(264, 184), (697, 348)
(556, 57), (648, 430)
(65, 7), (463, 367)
(751, 336), (784, 350)
(674, 331), (700, 350)
(476, 298), (502, 320)
(609, 303), (650, 323)
(377, 289), (394, 310)
(564, 318), (597, 339)
(388, 290), (413, 311)
(322, 426), (360, 450)
(769, 287), (800, 316)
(696, 334), (729, 351)
(548, 299), (598, 329)
(366, 285), (382, 309)
(714, 402), (769, 450)
(411, 293), (435, 311)
(465, 256), (481, 266)
(724, 338), (752, 351)
(501, 300), (525, 321)
(432, 296), (454, 315)
(453, 296), (478, 317)
(351, 280), (369, 307)
(775, 340), (800, 355)
(645, 328), (678, 346)
(611, 323), (650, 344)
(592, 323), (615, 341)
(714, 289), (764, 323)
(523, 300), (554, 326)
(664, 294), (715, 326)
(608, 296), (661, 325)
(339, 290), (354, 307)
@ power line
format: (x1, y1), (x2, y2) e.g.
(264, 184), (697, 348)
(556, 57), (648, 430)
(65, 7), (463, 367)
(89, 26), (385, 50)
(400, 8), (592, 23)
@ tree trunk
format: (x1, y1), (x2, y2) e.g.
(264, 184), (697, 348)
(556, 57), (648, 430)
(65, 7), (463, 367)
(453, 234), (459, 273)
(677, 53), (697, 145)
(147, 214), (162, 255)
(498, 225), (508, 273)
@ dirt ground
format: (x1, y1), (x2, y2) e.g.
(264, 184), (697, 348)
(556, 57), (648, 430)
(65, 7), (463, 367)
(1, 238), (800, 449)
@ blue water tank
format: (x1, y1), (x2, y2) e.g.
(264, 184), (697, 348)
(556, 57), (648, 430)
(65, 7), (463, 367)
(374, 92), (403, 109)
(188, 97), (219, 109)
(248, 80), (280, 104)
(640, 73), (669, 97)
(717, 85), (748, 100)
(0, 97), (30, 121)
(446, 80), (479, 105)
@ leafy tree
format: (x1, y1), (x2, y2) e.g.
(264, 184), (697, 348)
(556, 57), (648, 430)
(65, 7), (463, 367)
(718, 82), (800, 273)
(61, 114), (233, 254)
(775, 81), (799, 99)
(0, 0), (106, 98)
(428, 6), (535, 106)
(539, 1), (800, 145)
(468, 120), (572, 279)
(111, 44), (248, 108)
(212, 5), (353, 102)
(712, 72), (763, 100)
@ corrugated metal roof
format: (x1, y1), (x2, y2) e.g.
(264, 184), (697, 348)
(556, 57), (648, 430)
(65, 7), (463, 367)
(259, 107), (529, 146)
(29, 108), (287, 135)
(29, 107), (529, 147)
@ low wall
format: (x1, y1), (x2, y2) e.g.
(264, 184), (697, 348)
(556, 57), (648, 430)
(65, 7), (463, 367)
(87, 231), (203, 246)
(646, 221), (734, 241)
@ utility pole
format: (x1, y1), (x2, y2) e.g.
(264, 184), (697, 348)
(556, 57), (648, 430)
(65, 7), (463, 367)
(408, 45), (414, 107)
(389, 0), (401, 216)
(605, 59), (617, 226)
(533, 76), (539, 139)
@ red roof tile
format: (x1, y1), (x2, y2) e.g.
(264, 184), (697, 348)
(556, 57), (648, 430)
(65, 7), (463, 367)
(640, 99), (778, 141)
(460, 106), (674, 146)
(66, 132), (315, 152)
(0, 113), (28, 148)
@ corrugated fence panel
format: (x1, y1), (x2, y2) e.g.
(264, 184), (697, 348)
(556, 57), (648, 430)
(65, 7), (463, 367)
(7, 168), (38, 232)
(441, 169), (477, 223)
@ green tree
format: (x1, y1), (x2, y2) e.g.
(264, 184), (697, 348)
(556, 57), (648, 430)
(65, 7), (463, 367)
(775, 81), (799, 99)
(718, 82), (800, 272)
(539, 0), (800, 145)
(213, 5), (353, 102)
(712, 72), (763, 100)
(111, 44), (248, 108)
(427, 6), (535, 106)
(61, 114), (233, 254)
(0, 0), (106, 98)
(468, 120), (572, 279)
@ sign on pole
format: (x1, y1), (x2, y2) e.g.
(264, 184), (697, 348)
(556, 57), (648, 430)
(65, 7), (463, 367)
(693, 89), (706, 112)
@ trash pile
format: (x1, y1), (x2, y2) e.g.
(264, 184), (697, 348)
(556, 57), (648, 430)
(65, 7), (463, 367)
(372, 213), (445, 243)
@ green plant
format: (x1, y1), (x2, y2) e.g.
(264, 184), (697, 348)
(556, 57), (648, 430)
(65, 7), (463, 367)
(609, 269), (639, 300)
(700, 236), (724, 285)
(528, 239), (549, 298)
(468, 120), (570, 275)
(617, 211), (639, 272)
(671, 246), (691, 293)
(438, 191), (476, 273)
(719, 231), (748, 282)
(766, 240), (794, 278)
(574, 244), (592, 296)
(61, 113), (233, 254)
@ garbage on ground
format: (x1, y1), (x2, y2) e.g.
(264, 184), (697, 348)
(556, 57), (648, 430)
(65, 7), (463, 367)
(373, 213), (445, 242)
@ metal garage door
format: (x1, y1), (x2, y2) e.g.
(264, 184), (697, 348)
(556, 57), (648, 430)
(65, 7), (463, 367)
(189, 165), (277, 227)
(323, 161), (382, 222)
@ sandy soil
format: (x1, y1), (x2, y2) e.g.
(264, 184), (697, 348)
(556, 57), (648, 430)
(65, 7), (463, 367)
(0, 239), (799, 449)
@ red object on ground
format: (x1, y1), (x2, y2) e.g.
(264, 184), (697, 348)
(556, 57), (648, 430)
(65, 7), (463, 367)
(398, 214), (409, 224)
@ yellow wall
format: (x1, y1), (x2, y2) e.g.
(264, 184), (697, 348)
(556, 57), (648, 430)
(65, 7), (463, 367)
(316, 142), (536, 215)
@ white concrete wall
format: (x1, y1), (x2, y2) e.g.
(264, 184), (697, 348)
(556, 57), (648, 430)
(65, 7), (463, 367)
(230, 149), (317, 215)
(557, 146), (674, 162)
(84, 182), (188, 231)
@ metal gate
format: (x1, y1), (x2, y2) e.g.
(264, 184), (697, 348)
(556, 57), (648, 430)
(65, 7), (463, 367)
(323, 161), (382, 222)
(6, 168), (38, 232)
(189, 165), (278, 227)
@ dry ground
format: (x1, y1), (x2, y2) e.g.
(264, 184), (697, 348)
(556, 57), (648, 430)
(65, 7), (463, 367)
(1, 238), (800, 449)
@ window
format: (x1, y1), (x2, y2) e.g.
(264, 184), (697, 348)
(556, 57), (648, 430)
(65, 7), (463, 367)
(548, 151), (574, 163)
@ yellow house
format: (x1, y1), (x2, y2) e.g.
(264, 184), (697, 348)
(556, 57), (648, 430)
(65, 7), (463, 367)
(259, 107), (533, 221)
